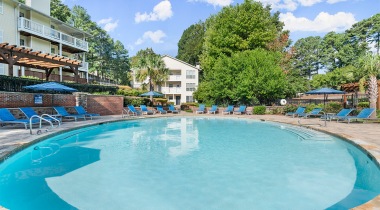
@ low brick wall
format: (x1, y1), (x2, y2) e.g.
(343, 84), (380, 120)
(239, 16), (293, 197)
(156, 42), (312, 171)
(0, 91), (124, 116)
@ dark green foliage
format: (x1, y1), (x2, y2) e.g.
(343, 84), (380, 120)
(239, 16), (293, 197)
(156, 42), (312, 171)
(357, 102), (370, 108)
(283, 104), (298, 113)
(50, 0), (72, 23)
(253, 106), (266, 115)
(116, 88), (144, 96)
(304, 103), (323, 113)
(177, 21), (205, 66)
(324, 102), (343, 113)
(0, 75), (117, 94)
(124, 97), (150, 107)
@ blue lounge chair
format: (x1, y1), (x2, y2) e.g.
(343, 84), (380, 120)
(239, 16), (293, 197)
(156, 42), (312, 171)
(339, 108), (375, 123)
(298, 108), (323, 118)
(0, 108), (39, 129)
(53, 106), (86, 121)
(140, 105), (154, 115)
(234, 105), (246, 115)
(222, 105), (234, 115)
(285, 106), (306, 118)
(322, 108), (354, 121)
(19, 107), (61, 123)
(168, 105), (179, 114)
(156, 105), (167, 114)
(74, 106), (100, 120)
(208, 105), (218, 114)
(196, 104), (205, 114)
(123, 105), (142, 117)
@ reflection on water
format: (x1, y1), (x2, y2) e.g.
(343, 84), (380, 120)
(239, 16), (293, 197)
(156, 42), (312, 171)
(167, 118), (199, 157)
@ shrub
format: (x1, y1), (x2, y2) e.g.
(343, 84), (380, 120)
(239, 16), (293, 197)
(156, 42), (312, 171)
(305, 103), (323, 113)
(377, 110), (380, 118)
(324, 102), (343, 113)
(357, 102), (370, 109)
(124, 97), (150, 107)
(283, 104), (298, 113)
(253, 106), (266, 115)
(153, 98), (168, 105)
(268, 107), (283, 115)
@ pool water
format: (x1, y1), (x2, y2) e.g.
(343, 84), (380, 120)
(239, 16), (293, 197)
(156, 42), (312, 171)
(1, 117), (380, 209)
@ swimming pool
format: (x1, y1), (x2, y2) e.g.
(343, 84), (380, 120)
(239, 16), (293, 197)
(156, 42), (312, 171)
(1, 117), (380, 209)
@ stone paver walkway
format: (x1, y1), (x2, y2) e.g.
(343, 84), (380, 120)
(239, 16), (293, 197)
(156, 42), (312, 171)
(0, 112), (379, 209)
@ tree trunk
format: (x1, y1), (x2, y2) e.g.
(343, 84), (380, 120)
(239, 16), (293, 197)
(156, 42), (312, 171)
(368, 75), (378, 118)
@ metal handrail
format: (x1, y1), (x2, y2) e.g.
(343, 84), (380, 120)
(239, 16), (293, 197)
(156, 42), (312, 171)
(29, 115), (60, 135)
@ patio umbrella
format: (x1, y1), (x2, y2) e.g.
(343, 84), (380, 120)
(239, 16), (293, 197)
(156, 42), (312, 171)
(23, 82), (78, 108)
(140, 91), (164, 104)
(306, 87), (345, 107)
(23, 82), (77, 93)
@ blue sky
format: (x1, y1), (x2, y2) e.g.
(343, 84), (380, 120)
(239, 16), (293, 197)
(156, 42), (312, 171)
(63, 0), (380, 57)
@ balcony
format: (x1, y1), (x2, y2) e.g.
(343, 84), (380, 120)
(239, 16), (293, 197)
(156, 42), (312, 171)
(78, 61), (89, 72)
(168, 75), (181, 81)
(161, 87), (181, 94)
(18, 17), (88, 52)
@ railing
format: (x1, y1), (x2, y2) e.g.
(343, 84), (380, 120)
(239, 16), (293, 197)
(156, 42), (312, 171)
(78, 62), (89, 72)
(29, 114), (61, 135)
(18, 17), (88, 52)
(168, 75), (181, 81)
(161, 87), (181, 94)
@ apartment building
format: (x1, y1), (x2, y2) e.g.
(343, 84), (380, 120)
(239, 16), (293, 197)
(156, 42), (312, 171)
(131, 55), (200, 105)
(0, 0), (90, 83)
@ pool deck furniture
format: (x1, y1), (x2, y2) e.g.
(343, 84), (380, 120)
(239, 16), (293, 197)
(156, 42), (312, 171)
(208, 105), (218, 114)
(156, 105), (167, 114)
(168, 105), (180, 114)
(321, 108), (354, 122)
(234, 105), (246, 115)
(53, 106), (87, 121)
(196, 104), (206, 114)
(222, 105), (234, 115)
(0, 108), (40, 129)
(123, 105), (142, 117)
(338, 108), (376, 123)
(19, 107), (62, 123)
(74, 106), (100, 120)
(285, 106), (306, 118)
(140, 105), (154, 115)
(298, 108), (323, 118)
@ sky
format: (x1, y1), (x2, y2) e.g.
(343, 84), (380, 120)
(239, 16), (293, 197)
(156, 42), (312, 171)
(63, 0), (380, 57)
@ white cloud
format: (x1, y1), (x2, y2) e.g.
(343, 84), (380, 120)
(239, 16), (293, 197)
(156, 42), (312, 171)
(188, 0), (233, 7)
(135, 0), (173, 23)
(97, 18), (119, 32)
(280, 12), (356, 32)
(135, 30), (167, 45)
(259, 0), (348, 12)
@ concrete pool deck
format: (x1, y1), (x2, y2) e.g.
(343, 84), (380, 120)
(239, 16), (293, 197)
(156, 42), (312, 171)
(0, 112), (379, 209)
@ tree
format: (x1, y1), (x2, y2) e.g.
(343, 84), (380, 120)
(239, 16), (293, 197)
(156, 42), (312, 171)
(200, 0), (283, 73)
(310, 65), (356, 89)
(177, 21), (205, 66)
(50, 0), (71, 23)
(292, 36), (323, 79)
(110, 41), (130, 85)
(358, 54), (380, 118)
(133, 48), (169, 92)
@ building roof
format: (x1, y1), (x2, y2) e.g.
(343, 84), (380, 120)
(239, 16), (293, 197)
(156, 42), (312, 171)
(9, 0), (92, 38)
(162, 55), (201, 71)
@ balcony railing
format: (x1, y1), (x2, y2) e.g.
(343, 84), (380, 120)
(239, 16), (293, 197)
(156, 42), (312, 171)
(18, 17), (88, 52)
(78, 61), (89, 72)
(161, 87), (181, 94)
(168, 75), (181, 81)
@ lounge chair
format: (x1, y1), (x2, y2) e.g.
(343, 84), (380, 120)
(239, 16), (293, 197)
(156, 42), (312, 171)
(156, 105), (167, 114)
(222, 105), (234, 115)
(285, 106), (306, 118)
(168, 105), (180, 114)
(298, 108), (323, 118)
(321, 108), (354, 121)
(196, 104), (205, 114)
(0, 108), (40, 129)
(53, 106), (86, 121)
(234, 105), (246, 115)
(208, 105), (218, 114)
(19, 107), (61, 123)
(123, 105), (142, 117)
(338, 108), (375, 123)
(74, 106), (100, 120)
(140, 105), (154, 115)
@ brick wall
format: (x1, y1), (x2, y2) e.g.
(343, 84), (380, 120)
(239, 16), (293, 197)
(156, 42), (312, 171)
(0, 91), (124, 116)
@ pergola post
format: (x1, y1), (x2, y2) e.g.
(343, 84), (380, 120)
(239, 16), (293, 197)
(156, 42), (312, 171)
(8, 63), (14, 77)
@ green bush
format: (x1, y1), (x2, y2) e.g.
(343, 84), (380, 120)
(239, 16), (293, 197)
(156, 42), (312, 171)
(377, 110), (380, 118)
(268, 107), (283, 115)
(357, 102), (370, 109)
(324, 102), (343, 113)
(253, 106), (266, 115)
(283, 104), (298, 113)
(305, 103), (323, 112)
(124, 97), (150, 107)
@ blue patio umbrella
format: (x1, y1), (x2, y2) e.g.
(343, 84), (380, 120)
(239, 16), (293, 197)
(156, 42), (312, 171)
(306, 87), (345, 107)
(140, 91), (163, 97)
(23, 82), (77, 93)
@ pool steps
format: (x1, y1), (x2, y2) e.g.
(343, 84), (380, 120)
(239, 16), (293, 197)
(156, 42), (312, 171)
(280, 125), (333, 141)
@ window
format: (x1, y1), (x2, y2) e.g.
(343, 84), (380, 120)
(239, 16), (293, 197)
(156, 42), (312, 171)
(186, 83), (196, 91)
(186, 70), (195, 79)
(0, 0), (3, 14)
(186, 96), (194, 103)
(51, 47), (55, 54)
(19, 12), (25, 17)
(169, 84), (173, 88)
(20, 39), (25, 46)
(169, 96), (173, 100)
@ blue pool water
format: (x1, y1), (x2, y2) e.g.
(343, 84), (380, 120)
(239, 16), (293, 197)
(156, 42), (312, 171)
(1, 117), (380, 209)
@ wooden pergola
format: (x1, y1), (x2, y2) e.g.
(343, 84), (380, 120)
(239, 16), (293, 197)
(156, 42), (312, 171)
(0, 43), (82, 82)
(341, 80), (380, 109)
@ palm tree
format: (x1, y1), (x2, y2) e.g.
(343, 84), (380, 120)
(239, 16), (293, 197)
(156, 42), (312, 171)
(133, 48), (169, 101)
(360, 53), (380, 118)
